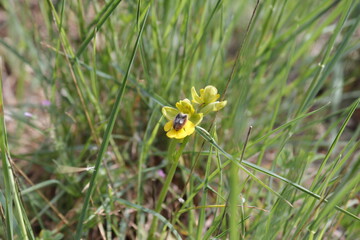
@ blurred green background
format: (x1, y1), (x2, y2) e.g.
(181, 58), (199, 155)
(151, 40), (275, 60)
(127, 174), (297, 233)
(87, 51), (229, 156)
(0, 0), (359, 239)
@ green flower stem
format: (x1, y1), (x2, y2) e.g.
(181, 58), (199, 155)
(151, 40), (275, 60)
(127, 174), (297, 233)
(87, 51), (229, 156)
(149, 137), (189, 239)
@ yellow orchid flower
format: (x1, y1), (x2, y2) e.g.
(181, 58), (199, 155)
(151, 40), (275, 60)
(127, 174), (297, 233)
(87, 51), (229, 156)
(191, 85), (227, 114)
(162, 99), (203, 139)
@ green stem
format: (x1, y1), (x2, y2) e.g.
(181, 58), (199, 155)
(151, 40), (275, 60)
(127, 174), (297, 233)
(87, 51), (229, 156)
(74, 6), (150, 239)
(195, 145), (213, 239)
(148, 137), (189, 239)
(0, 60), (30, 240)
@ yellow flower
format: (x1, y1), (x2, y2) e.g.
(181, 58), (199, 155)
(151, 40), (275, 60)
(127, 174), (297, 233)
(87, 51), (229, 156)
(191, 85), (227, 114)
(162, 99), (203, 139)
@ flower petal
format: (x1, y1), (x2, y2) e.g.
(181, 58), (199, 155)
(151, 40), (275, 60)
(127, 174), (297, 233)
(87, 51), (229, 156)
(175, 129), (188, 139)
(162, 107), (178, 121)
(183, 121), (195, 135)
(203, 85), (220, 104)
(176, 99), (194, 115)
(189, 112), (203, 126)
(191, 87), (203, 104)
(164, 120), (173, 131)
(165, 121), (196, 139)
(199, 102), (214, 115)
(214, 100), (227, 111)
(199, 100), (227, 114)
(166, 129), (178, 138)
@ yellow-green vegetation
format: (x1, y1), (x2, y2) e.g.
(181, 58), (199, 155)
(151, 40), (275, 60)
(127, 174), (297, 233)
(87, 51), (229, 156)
(0, 0), (359, 239)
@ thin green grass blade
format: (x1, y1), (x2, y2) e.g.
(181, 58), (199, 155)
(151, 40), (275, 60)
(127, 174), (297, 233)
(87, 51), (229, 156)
(0, 59), (33, 239)
(195, 145), (213, 240)
(311, 98), (360, 191)
(241, 160), (360, 221)
(296, 0), (355, 115)
(116, 198), (182, 240)
(309, 170), (360, 233)
(248, 103), (329, 148)
(0, 59), (14, 240)
(76, 0), (123, 58)
(0, 39), (50, 83)
(196, 126), (293, 208)
(74, 6), (151, 239)
(20, 180), (62, 195)
(193, 125), (359, 221)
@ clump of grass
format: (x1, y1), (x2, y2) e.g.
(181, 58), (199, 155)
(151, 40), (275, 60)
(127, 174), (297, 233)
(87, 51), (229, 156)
(0, 0), (359, 239)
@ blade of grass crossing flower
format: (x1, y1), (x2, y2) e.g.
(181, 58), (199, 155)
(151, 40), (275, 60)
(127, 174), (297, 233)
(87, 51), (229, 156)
(74, 7), (151, 239)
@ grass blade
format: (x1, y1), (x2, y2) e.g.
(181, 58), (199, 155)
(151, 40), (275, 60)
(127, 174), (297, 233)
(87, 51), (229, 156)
(74, 6), (151, 239)
(0, 59), (33, 239)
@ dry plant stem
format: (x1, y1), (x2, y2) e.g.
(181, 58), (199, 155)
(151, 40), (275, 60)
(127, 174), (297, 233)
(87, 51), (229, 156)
(149, 137), (189, 239)
(1, 154), (29, 240)
(11, 161), (69, 225)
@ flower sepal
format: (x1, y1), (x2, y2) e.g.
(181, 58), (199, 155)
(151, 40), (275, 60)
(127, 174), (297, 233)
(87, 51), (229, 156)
(162, 107), (178, 121)
(199, 100), (227, 115)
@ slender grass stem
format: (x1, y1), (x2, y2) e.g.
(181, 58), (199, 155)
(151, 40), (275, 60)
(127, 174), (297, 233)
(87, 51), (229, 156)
(148, 137), (189, 239)
(74, 6), (151, 239)
(0, 59), (32, 239)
